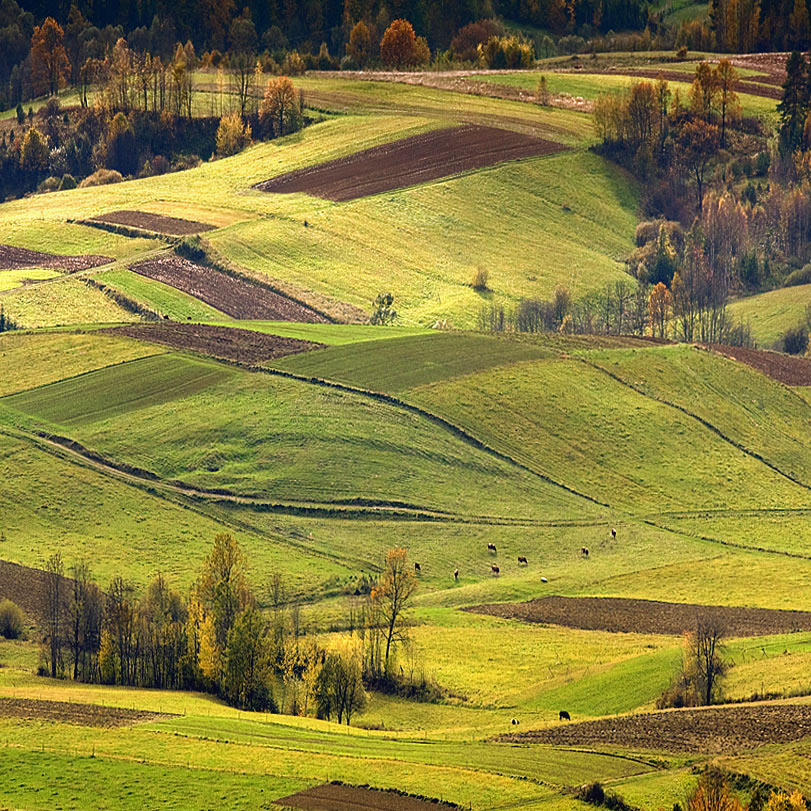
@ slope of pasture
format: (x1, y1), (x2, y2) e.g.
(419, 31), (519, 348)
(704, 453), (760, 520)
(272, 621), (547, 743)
(728, 284), (811, 347)
(272, 332), (555, 391)
(2, 354), (233, 427)
(96, 268), (228, 321)
(476, 71), (777, 117)
(0, 268), (61, 291)
(212, 321), (432, 345)
(0, 353), (595, 519)
(0, 277), (142, 328)
(0, 331), (165, 397)
(584, 344), (811, 488)
(0, 433), (351, 592)
(213, 148), (640, 327)
(406, 356), (810, 512)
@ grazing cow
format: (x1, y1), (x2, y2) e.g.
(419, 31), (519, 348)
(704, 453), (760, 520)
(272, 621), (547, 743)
(491, 564), (500, 575)
(611, 528), (617, 540)
(487, 543), (497, 554)
(541, 577), (548, 583)
(453, 568), (459, 581)
(580, 547), (589, 557)
(510, 718), (520, 725)
(414, 562), (421, 573)
(518, 555), (528, 565)
(559, 710), (571, 721)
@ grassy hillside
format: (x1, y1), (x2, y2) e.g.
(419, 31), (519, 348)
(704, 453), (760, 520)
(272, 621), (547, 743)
(728, 285), (811, 347)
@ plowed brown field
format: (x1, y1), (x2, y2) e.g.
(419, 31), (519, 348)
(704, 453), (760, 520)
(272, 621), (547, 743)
(90, 210), (215, 235)
(255, 125), (566, 201)
(0, 244), (112, 271)
(468, 595), (811, 637)
(0, 559), (73, 621)
(0, 697), (171, 728)
(500, 704), (811, 753)
(276, 783), (460, 811)
(707, 344), (811, 386)
(107, 322), (322, 364)
(129, 256), (329, 321)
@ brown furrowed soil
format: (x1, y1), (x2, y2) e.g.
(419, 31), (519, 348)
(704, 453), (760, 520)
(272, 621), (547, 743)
(707, 344), (811, 386)
(467, 595), (811, 637)
(106, 322), (322, 364)
(0, 244), (112, 271)
(0, 559), (75, 621)
(0, 697), (171, 728)
(129, 255), (329, 321)
(90, 210), (215, 235)
(255, 124), (567, 201)
(275, 783), (460, 811)
(500, 704), (811, 753)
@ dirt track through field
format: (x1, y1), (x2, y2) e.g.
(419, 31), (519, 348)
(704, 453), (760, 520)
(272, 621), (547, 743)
(0, 244), (112, 272)
(0, 697), (171, 728)
(106, 323), (322, 364)
(707, 344), (811, 386)
(255, 124), (566, 201)
(276, 783), (460, 811)
(129, 255), (329, 321)
(90, 210), (215, 235)
(468, 595), (811, 637)
(501, 704), (811, 753)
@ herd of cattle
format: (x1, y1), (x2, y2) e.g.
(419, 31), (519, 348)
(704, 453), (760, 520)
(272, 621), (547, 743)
(413, 528), (617, 580)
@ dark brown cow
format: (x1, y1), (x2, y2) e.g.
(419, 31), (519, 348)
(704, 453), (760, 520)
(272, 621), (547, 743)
(414, 562), (421, 573)
(559, 710), (571, 721)
(580, 547), (589, 557)
(491, 564), (500, 575)
(487, 543), (497, 553)
(517, 556), (528, 565)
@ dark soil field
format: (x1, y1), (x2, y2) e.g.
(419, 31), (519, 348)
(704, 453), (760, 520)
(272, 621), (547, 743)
(0, 244), (112, 271)
(107, 322), (322, 364)
(275, 783), (460, 811)
(90, 210), (215, 235)
(0, 559), (73, 621)
(255, 125), (567, 201)
(0, 697), (171, 728)
(501, 704), (811, 753)
(707, 344), (811, 386)
(467, 595), (811, 637)
(129, 255), (329, 321)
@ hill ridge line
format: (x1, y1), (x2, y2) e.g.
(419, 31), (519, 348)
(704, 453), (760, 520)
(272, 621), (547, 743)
(578, 354), (811, 495)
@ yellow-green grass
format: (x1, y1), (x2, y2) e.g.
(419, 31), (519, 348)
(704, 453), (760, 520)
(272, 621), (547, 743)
(2, 354), (234, 427)
(407, 355), (809, 513)
(476, 71), (777, 117)
(212, 320), (433, 344)
(585, 343), (811, 489)
(1, 356), (593, 519)
(96, 269), (229, 321)
(272, 332), (556, 391)
(615, 769), (698, 809)
(0, 276), (141, 328)
(212, 148), (640, 327)
(0, 331), (165, 396)
(728, 285), (811, 348)
(0, 267), (61, 291)
(724, 632), (811, 700)
(727, 743), (811, 793)
(0, 433), (353, 593)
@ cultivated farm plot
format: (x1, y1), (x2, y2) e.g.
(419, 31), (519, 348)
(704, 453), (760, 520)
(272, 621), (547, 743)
(0, 243), (112, 271)
(276, 783), (459, 811)
(0, 698), (170, 728)
(130, 255), (329, 322)
(2, 354), (233, 427)
(89, 210), (216, 235)
(503, 703), (811, 753)
(707, 344), (811, 386)
(468, 595), (811, 637)
(255, 124), (567, 201)
(107, 322), (322, 365)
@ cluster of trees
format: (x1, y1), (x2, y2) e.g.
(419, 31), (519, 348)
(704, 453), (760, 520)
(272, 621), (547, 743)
(38, 537), (422, 722)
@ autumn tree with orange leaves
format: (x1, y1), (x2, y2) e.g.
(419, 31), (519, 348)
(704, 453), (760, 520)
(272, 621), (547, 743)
(648, 282), (672, 338)
(31, 17), (71, 96)
(380, 19), (421, 68)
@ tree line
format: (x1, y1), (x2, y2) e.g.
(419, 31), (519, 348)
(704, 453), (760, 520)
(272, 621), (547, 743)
(37, 536), (423, 723)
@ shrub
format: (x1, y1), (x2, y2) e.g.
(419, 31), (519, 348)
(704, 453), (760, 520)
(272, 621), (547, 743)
(472, 266), (489, 290)
(282, 50), (305, 75)
(784, 264), (811, 287)
(106, 112), (138, 176)
(450, 19), (502, 62)
(676, 44), (688, 59)
(175, 235), (206, 262)
(479, 36), (534, 69)
(755, 150), (770, 176)
(15, 102), (23, 125)
(216, 113), (252, 157)
(0, 599), (24, 639)
(37, 175), (61, 193)
(152, 154), (170, 174)
(782, 325), (809, 355)
(79, 168), (123, 187)
(370, 292), (397, 325)
(58, 172), (77, 190)
(347, 21), (372, 68)
(19, 127), (49, 171)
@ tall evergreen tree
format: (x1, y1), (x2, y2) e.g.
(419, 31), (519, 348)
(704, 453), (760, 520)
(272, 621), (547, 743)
(777, 51), (808, 151)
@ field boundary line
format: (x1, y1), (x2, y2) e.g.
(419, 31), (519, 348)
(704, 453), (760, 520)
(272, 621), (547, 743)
(579, 354), (811, 494)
